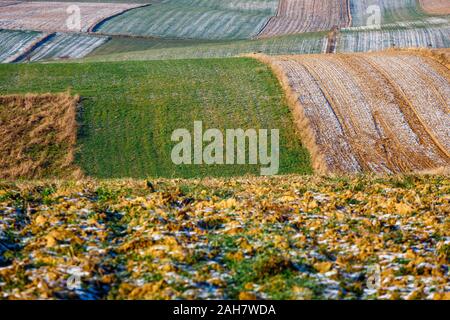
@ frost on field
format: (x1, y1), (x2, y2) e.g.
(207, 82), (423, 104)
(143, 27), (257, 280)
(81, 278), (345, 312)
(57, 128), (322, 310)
(337, 27), (450, 52)
(0, 176), (448, 299)
(0, 1), (144, 33)
(23, 33), (110, 62)
(349, 0), (427, 27)
(253, 50), (450, 174)
(0, 29), (46, 63)
(257, 0), (351, 38)
(95, 0), (279, 40)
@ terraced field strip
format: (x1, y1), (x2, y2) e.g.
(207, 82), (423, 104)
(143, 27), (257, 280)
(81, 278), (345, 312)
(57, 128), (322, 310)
(337, 26), (450, 52)
(21, 33), (110, 62)
(95, 0), (279, 40)
(349, 0), (428, 27)
(0, 29), (46, 63)
(0, 1), (145, 32)
(419, 0), (450, 15)
(257, 0), (351, 38)
(83, 32), (328, 62)
(253, 51), (450, 174)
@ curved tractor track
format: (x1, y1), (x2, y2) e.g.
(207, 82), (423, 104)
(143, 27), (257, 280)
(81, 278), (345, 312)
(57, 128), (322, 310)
(252, 50), (450, 174)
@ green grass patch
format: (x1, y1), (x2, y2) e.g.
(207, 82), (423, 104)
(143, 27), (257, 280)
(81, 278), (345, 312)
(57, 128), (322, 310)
(0, 58), (312, 178)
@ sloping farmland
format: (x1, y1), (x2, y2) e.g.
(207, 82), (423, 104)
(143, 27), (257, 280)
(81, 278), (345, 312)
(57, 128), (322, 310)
(257, 0), (351, 38)
(349, 0), (429, 27)
(83, 32), (328, 62)
(253, 51), (450, 174)
(337, 26), (450, 52)
(0, 1), (145, 32)
(95, 0), (279, 40)
(22, 33), (110, 62)
(419, 0), (450, 15)
(0, 29), (48, 63)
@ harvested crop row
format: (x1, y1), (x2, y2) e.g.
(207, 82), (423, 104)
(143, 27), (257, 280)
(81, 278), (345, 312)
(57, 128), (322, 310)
(419, 0), (450, 15)
(0, 93), (80, 179)
(253, 51), (450, 174)
(22, 33), (109, 62)
(95, 0), (278, 40)
(0, 29), (46, 63)
(257, 0), (351, 38)
(337, 26), (450, 52)
(0, 1), (145, 33)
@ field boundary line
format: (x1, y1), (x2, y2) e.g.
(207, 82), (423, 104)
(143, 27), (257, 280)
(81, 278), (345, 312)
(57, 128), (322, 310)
(363, 54), (450, 161)
(89, 3), (152, 33)
(246, 53), (330, 174)
(346, 0), (352, 27)
(254, 0), (282, 38)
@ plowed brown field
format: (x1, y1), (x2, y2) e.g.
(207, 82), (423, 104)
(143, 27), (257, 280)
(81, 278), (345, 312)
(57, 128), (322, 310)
(0, 1), (144, 32)
(419, 0), (450, 15)
(252, 50), (450, 174)
(257, 0), (351, 38)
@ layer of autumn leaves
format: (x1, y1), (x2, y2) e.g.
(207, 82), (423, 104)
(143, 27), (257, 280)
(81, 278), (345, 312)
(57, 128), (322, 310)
(0, 175), (448, 300)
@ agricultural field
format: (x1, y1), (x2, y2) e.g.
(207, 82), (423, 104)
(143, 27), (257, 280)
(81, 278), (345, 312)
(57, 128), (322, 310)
(0, 1), (145, 32)
(0, 175), (448, 299)
(84, 32), (328, 62)
(337, 26), (450, 52)
(257, 0), (351, 38)
(0, 0), (449, 304)
(0, 93), (79, 180)
(0, 30), (110, 63)
(0, 29), (46, 63)
(254, 50), (450, 174)
(94, 0), (278, 40)
(80, 26), (450, 63)
(21, 33), (110, 62)
(0, 58), (311, 179)
(349, 0), (428, 27)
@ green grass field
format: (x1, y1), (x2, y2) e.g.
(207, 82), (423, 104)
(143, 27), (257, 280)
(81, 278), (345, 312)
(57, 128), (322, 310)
(0, 58), (312, 179)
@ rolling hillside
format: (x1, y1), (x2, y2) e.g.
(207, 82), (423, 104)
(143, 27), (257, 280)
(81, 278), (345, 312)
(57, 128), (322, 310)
(0, 58), (312, 179)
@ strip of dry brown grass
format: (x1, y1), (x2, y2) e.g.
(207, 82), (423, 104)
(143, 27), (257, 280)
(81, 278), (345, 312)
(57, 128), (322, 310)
(0, 93), (81, 179)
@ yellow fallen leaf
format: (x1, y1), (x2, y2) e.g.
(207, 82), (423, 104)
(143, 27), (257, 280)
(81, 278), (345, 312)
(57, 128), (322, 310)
(239, 292), (257, 300)
(45, 235), (57, 248)
(314, 261), (333, 273)
(395, 203), (413, 215)
(35, 215), (47, 226)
